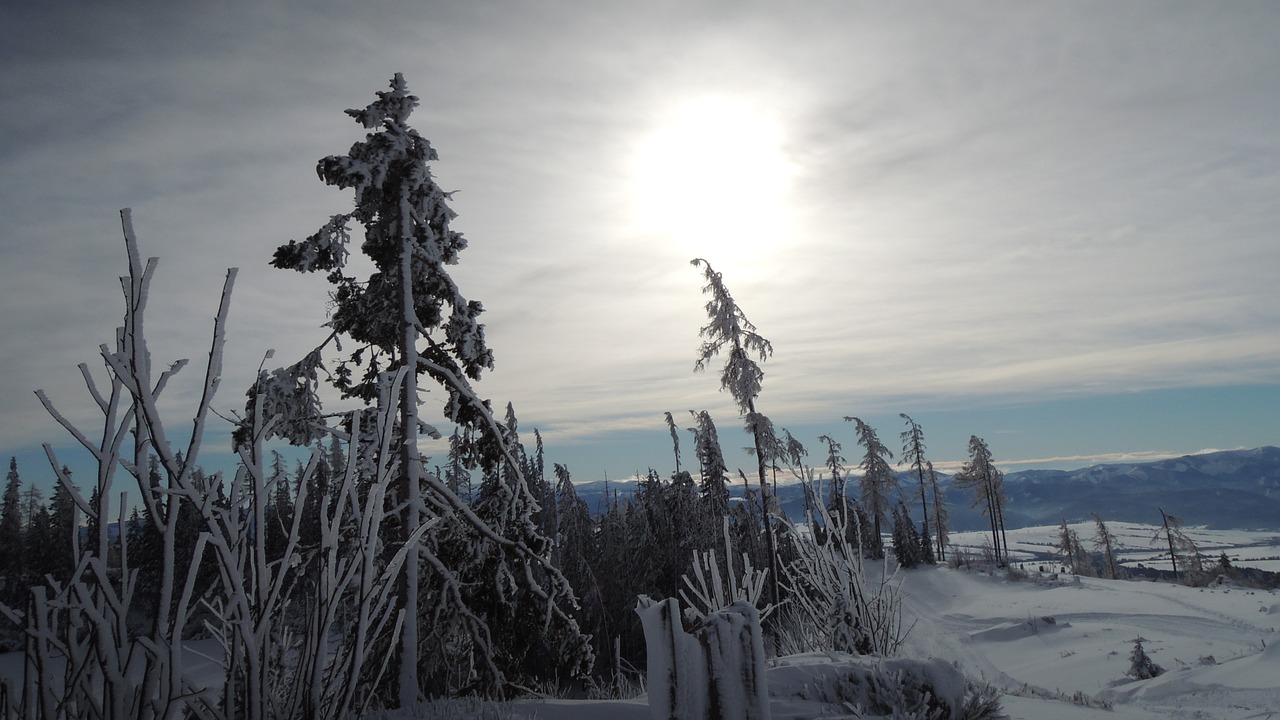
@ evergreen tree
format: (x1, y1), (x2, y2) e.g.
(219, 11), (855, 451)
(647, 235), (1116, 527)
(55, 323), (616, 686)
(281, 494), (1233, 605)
(261, 74), (535, 702)
(1153, 507), (1202, 581)
(1057, 519), (1073, 571)
(23, 500), (54, 585)
(48, 467), (79, 581)
(0, 458), (24, 584)
(891, 505), (911, 568)
(664, 411), (683, 475)
(1057, 519), (1092, 576)
(926, 461), (949, 561)
(265, 452), (295, 562)
(687, 409), (729, 523)
(845, 417), (897, 559)
(1127, 637), (1163, 679)
(1216, 552), (1233, 577)
(1092, 512), (1122, 580)
(817, 434), (848, 511)
(955, 436), (1009, 566)
(690, 258), (782, 616)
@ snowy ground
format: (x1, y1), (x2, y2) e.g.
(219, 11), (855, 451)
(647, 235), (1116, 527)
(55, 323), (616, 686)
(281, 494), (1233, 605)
(950, 523), (1280, 574)
(483, 563), (1279, 720)
(897, 565), (1280, 719)
(9, 560), (1275, 718)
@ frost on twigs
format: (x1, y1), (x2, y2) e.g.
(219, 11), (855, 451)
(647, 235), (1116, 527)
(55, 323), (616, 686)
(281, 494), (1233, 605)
(780, 484), (908, 657)
(235, 346), (327, 448)
(680, 516), (776, 622)
(6, 210), (424, 719)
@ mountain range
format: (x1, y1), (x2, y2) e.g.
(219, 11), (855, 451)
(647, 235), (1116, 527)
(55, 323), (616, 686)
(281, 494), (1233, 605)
(569, 446), (1280, 532)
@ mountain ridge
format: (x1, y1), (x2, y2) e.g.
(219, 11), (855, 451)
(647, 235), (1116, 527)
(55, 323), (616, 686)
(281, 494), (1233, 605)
(567, 446), (1280, 532)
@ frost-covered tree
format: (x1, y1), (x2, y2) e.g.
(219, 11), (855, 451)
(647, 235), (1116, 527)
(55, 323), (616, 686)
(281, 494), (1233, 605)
(891, 503), (924, 569)
(1057, 519), (1092, 576)
(690, 258), (782, 613)
(259, 74), (588, 703)
(664, 411), (683, 475)
(926, 461), (949, 562)
(1127, 637), (1163, 680)
(1153, 508), (1202, 582)
(955, 436), (1008, 566)
(898, 415), (934, 562)
(818, 434), (848, 511)
(845, 417), (897, 559)
(1092, 512), (1122, 580)
(687, 409), (729, 520)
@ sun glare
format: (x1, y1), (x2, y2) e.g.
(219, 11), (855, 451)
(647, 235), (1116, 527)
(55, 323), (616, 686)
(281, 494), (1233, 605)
(631, 96), (794, 262)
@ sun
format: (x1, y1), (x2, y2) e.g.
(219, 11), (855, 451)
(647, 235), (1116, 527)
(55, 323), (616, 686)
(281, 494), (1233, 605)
(630, 95), (794, 262)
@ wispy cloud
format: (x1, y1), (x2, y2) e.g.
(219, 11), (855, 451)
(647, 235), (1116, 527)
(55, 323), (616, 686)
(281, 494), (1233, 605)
(3, 2), (1279, 480)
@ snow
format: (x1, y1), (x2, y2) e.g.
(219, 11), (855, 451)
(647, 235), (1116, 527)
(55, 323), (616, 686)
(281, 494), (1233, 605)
(501, 564), (1278, 719)
(897, 566), (1280, 719)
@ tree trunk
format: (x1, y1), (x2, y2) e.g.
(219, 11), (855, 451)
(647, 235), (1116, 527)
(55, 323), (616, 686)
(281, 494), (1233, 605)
(397, 228), (422, 707)
(1159, 507), (1179, 581)
(746, 399), (780, 636)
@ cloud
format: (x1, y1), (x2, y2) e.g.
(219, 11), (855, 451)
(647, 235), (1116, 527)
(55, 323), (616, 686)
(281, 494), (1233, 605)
(3, 2), (1280, 474)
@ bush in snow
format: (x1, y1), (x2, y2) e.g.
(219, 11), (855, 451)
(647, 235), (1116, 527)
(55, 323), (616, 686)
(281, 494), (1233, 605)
(780, 481), (907, 656)
(770, 655), (1006, 720)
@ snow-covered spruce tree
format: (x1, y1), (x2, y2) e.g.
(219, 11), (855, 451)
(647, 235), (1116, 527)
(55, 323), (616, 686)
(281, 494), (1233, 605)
(1127, 637), (1163, 680)
(818, 434), (849, 515)
(690, 258), (783, 614)
(664, 411), (683, 475)
(954, 436), (1009, 566)
(898, 414), (936, 565)
(1153, 507), (1202, 583)
(845, 417), (898, 559)
(1057, 519), (1075, 572)
(1056, 519), (1093, 576)
(687, 409), (730, 522)
(925, 461), (949, 562)
(259, 74), (589, 701)
(1092, 512), (1122, 580)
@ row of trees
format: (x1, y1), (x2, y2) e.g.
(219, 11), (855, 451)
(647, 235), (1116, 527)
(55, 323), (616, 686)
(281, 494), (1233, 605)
(0, 458), (79, 599)
(1057, 510), (1209, 583)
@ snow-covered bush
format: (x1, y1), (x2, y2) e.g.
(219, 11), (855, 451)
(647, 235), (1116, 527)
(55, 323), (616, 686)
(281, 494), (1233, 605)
(680, 516), (775, 622)
(769, 654), (1006, 719)
(780, 485), (907, 656)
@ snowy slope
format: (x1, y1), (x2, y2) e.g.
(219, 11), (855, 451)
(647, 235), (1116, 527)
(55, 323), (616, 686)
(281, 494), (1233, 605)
(897, 565), (1280, 719)
(489, 565), (1279, 719)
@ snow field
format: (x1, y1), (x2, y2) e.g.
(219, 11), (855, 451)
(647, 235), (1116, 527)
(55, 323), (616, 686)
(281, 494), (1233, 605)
(897, 564), (1280, 719)
(949, 523), (1280, 573)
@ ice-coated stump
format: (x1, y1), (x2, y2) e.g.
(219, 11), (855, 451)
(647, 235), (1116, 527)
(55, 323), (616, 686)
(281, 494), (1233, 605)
(636, 597), (771, 720)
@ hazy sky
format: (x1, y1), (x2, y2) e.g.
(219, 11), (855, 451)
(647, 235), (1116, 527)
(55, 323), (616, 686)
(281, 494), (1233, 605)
(3, 2), (1279, 490)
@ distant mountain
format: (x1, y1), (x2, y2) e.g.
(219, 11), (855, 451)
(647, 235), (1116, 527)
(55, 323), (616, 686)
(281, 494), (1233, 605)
(568, 447), (1280, 532)
(987, 446), (1280, 531)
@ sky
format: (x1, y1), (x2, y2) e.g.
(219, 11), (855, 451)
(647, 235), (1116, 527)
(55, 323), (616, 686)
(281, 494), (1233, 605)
(2, 1), (1280, 494)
